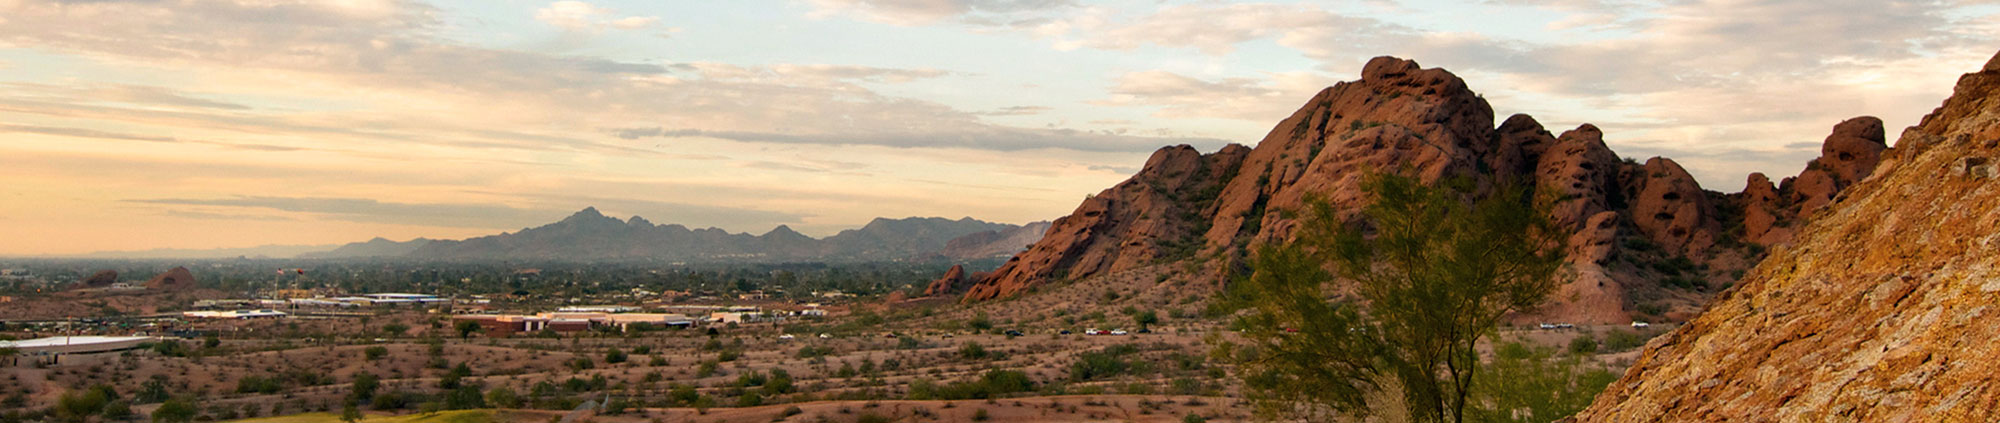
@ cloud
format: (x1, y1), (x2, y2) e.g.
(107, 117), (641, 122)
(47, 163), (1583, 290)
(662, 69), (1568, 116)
(1092, 70), (1329, 122)
(161, 209), (297, 222)
(0, 123), (177, 142)
(124, 195), (808, 231)
(806, 0), (1077, 26)
(0, 1), (1171, 158)
(535, 1), (661, 32)
(978, 105), (1050, 116)
(1010, 0), (1996, 187)
(606, 126), (1229, 153)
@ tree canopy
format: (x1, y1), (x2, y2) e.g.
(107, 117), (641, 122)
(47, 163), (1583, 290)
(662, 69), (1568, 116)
(1227, 172), (1569, 423)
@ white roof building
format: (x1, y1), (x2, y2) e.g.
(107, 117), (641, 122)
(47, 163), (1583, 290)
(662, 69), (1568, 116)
(0, 336), (157, 355)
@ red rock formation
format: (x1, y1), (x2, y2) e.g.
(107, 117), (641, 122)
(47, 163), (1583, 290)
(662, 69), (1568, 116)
(923, 264), (968, 297)
(1572, 49), (2000, 422)
(962, 56), (1887, 324)
(1625, 157), (1721, 259)
(144, 266), (196, 290)
(80, 270), (118, 287)
(965, 144), (1249, 301)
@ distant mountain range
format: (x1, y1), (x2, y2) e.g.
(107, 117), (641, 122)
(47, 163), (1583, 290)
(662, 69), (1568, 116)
(86, 207), (1048, 262)
(71, 243), (341, 260)
(398, 207), (1045, 262)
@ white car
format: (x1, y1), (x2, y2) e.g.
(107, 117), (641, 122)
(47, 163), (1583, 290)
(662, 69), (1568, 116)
(778, 334), (796, 340)
(1109, 329), (1129, 336)
(1631, 321), (1651, 329)
(818, 333), (832, 339)
(1085, 328), (1104, 335)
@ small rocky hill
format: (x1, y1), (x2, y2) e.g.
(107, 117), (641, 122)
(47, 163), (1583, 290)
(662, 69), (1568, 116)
(80, 270), (118, 287)
(144, 266), (197, 290)
(1570, 50), (2000, 421)
(961, 56), (1882, 324)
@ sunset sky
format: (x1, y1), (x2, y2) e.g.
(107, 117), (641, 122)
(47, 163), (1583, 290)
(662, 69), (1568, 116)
(1, 0), (1994, 256)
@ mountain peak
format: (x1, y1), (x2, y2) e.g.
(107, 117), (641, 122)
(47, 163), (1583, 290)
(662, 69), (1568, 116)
(571, 207), (603, 218)
(764, 224), (804, 237)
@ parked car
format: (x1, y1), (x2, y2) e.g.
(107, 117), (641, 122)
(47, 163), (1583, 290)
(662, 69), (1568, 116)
(1109, 329), (1129, 336)
(1058, 329), (1073, 335)
(778, 334), (796, 340)
(1135, 328), (1152, 334)
(817, 333), (832, 339)
(1085, 329), (1104, 335)
(1631, 321), (1651, 329)
(1004, 330), (1024, 336)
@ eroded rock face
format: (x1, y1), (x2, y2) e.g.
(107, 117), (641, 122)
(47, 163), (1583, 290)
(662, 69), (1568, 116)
(923, 264), (968, 297)
(144, 266), (196, 290)
(1626, 157), (1720, 259)
(1572, 52), (2000, 421)
(964, 144), (1249, 301)
(959, 56), (1888, 324)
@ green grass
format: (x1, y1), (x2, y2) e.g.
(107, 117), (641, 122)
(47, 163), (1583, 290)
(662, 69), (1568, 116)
(229, 410), (495, 423)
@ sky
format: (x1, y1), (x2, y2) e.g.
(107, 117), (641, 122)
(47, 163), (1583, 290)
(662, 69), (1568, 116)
(0, 0), (1994, 256)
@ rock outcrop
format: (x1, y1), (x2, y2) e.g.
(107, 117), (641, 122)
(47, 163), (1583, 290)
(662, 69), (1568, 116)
(957, 56), (1886, 324)
(923, 264), (969, 297)
(1572, 50), (2000, 421)
(80, 270), (118, 287)
(144, 266), (196, 290)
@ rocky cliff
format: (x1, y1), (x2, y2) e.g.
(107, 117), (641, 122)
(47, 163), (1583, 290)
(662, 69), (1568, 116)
(960, 56), (1883, 324)
(1571, 50), (2000, 422)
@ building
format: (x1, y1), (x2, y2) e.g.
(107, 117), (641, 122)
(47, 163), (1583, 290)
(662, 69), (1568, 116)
(1, 336), (157, 356)
(452, 312), (696, 337)
(558, 305), (637, 313)
(182, 309), (288, 319)
(453, 315), (551, 337)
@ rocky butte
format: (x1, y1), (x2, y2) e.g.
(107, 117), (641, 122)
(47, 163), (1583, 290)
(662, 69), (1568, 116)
(1570, 50), (2000, 421)
(958, 56), (1885, 325)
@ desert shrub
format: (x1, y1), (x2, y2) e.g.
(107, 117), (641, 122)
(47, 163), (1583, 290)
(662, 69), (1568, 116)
(1568, 335), (1599, 355)
(958, 342), (988, 360)
(1603, 330), (1651, 352)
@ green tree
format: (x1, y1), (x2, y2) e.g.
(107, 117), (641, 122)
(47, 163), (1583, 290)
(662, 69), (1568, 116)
(363, 346), (388, 361)
(604, 347), (627, 364)
(444, 386), (485, 410)
(136, 376), (172, 404)
(765, 369), (795, 395)
(1133, 310), (1159, 329)
(485, 386), (521, 409)
(1227, 173), (1567, 423)
(340, 401), (362, 423)
(151, 398), (197, 423)
(454, 320), (482, 339)
(56, 389), (109, 423)
(101, 400), (133, 421)
(381, 323), (410, 337)
(1469, 342), (1619, 423)
(351, 371), (380, 403)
